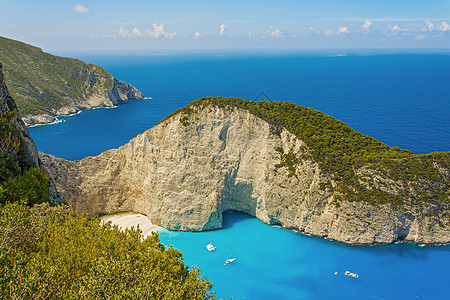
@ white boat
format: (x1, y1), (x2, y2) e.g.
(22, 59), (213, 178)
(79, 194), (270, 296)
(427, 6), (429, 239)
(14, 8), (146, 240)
(344, 271), (359, 278)
(206, 237), (216, 251)
(225, 258), (236, 264)
(224, 249), (236, 265)
(206, 243), (216, 252)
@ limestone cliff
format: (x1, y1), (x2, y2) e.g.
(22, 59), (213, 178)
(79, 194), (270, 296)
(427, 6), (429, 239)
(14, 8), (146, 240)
(41, 97), (450, 245)
(0, 62), (39, 167)
(0, 36), (144, 126)
(0, 62), (59, 202)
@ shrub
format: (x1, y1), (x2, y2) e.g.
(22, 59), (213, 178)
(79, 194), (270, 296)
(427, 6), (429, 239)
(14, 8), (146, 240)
(0, 203), (214, 299)
(1, 167), (49, 206)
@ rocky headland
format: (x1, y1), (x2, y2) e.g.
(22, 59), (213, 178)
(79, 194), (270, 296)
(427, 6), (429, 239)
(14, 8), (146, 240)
(0, 36), (144, 126)
(41, 97), (450, 245)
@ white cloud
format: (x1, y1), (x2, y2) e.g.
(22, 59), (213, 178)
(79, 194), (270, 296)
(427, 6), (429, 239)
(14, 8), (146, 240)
(146, 23), (176, 39)
(416, 34), (426, 40)
(115, 24), (176, 39)
(324, 29), (333, 37)
(420, 21), (450, 32)
(73, 4), (89, 14)
(337, 26), (350, 34)
(422, 20), (435, 32)
(132, 28), (143, 37)
(193, 31), (202, 39)
(362, 20), (372, 31)
(438, 21), (450, 32)
(387, 24), (409, 35)
(219, 23), (227, 36)
(262, 26), (285, 38)
(248, 31), (254, 38)
(118, 26), (131, 38)
(308, 26), (315, 31)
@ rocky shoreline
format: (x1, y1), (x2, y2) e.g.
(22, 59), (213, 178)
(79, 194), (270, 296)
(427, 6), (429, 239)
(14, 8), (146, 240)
(22, 78), (144, 127)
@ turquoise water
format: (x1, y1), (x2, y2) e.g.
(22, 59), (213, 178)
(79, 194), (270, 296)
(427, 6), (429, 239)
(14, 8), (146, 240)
(29, 51), (450, 299)
(159, 211), (450, 300)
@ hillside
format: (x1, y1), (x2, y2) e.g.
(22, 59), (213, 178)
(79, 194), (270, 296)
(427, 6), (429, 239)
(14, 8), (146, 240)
(0, 61), (58, 205)
(0, 60), (213, 300)
(42, 96), (450, 245)
(0, 36), (144, 126)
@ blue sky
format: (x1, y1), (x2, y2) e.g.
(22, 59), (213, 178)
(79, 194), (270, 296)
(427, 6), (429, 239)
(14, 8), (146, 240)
(1, 0), (449, 51)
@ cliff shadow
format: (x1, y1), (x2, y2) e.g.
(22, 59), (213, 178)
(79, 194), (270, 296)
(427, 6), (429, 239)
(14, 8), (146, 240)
(220, 173), (258, 217)
(222, 210), (254, 229)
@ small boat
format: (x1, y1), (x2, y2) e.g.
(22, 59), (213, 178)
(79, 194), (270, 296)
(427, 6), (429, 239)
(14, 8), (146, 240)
(224, 249), (236, 265)
(225, 257), (236, 265)
(206, 237), (216, 252)
(206, 242), (216, 252)
(344, 271), (359, 278)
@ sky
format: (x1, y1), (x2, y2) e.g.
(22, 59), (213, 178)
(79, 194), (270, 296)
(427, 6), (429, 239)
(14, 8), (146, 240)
(1, 0), (450, 52)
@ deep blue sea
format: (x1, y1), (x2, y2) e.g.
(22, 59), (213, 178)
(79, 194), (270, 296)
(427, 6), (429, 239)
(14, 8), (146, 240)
(30, 50), (450, 299)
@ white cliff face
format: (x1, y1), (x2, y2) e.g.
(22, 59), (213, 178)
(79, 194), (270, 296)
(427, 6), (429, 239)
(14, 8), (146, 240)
(41, 104), (450, 245)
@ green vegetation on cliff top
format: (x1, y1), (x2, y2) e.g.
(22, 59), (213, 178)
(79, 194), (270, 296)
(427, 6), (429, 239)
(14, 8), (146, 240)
(159, 96), (416, 173)
(161, 96), (450, 209)
(0, 36), (113, 116)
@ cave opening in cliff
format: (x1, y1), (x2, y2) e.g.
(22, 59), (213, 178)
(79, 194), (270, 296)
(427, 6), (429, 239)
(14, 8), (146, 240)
(221, 210), (254, 230)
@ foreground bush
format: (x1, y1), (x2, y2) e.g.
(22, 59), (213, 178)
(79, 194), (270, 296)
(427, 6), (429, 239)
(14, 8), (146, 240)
(0, 203), (214, 299)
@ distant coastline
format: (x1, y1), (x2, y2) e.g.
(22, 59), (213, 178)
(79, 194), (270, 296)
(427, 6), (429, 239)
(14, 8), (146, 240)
(24, 97), (152, 127)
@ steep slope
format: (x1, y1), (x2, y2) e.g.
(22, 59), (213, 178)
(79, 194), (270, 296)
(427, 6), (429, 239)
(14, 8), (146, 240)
(0, 36), (144, 126)
(41, 97), (450, 245)
(0, 62), (59, 203)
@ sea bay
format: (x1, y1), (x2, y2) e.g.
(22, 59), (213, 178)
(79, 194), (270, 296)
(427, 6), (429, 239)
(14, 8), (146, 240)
(29, 51), (450, 299)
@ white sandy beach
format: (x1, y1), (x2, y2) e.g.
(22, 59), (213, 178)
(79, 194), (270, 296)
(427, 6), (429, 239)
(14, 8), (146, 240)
(101, 212), (160, 238)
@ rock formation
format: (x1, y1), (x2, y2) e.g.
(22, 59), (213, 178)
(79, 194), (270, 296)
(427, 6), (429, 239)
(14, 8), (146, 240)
(0, 62), (59, 202)
(41, 98), (450, 245)
(0, 63), (39, 167)
(0, 36), (144, 126)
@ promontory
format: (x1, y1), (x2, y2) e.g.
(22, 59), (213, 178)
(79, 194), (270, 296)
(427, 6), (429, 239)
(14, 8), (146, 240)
(41, 96), (450, 245)
(0, 36), (143, 126)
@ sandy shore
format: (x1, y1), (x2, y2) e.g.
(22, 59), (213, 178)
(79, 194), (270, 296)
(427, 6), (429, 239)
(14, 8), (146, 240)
(101, 212), (160, 238)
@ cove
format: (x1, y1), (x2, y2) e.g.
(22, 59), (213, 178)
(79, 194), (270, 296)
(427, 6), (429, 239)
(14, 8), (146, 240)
(159, 211), (450, 299)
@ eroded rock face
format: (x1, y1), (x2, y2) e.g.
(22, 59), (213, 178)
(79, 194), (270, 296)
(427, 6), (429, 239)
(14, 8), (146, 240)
(0, 62), (39, 167)
(0, 63), (60, 203)
(41, 104), (450, 245)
